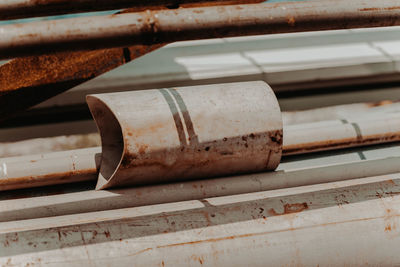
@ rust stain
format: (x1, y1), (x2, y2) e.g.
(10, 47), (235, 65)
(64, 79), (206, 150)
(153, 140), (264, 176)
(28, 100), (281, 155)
(284, 203), (308, 214)
(269, 203), (309, 216)
(0, 168), (97, 191)
(385, 224), (392, 232)
(287, 17), (296, 26)
(359, 6), (400, 12)
(191, 254), (205, 265)
(104, 230), (111, 238)
(367, 100), (394, 107)
(138, 144), (149, 155)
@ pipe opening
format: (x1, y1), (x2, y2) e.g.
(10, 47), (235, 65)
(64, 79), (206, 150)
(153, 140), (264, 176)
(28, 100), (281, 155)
(87, 96), (124, 189)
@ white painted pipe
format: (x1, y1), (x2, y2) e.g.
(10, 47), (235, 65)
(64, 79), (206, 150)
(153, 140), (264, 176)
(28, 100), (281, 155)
(284, 112), (400, 155)
(282, 100), (400, 125)
(1, 156), (400, 222)
(87, 81), (283, 189)
(0, 147), (100, 191)
(1, 174), (400, 266)
(2, 103), (400, 190)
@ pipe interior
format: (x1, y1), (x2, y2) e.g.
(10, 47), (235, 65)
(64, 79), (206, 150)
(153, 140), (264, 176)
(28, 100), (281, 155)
(86, 96), (123, 182)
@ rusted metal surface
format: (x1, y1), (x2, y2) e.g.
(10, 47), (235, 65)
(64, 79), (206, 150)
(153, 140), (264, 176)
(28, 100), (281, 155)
(0, 133), (100, 158)
(0, 0), (260, 121)
(87, 81), (282, 189)
(2, 97), (400, 191)
(1, 155), (400, 221)
(1, 0), (400, 59)
(1, 174), (400, 265)
(0, 147), (99, 191)
(0, 44), (165, 120)
(0, 0), (263, 20)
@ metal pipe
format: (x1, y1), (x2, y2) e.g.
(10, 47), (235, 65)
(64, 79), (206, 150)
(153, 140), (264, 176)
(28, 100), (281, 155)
(1, 157), (400, 222)
(284, 112), (400, 155)
(283, 100), (400, 125)
(0, 0), (263, 20)
(0, 1), (267, 120)
(0, 148), (100, 191)
(1, 0), (400, 59)
(0, 44), (165, 121)
(1, 174), (400, 265)
(87, 81), (282, 189)
(2, 93), (400, 191)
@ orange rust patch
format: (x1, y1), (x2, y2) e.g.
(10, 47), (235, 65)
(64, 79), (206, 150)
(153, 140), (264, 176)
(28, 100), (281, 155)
(284, 132), (400, 155)
(269, 202), (309, 216)
(367, 100), (394, 108)
(138, 144), (149, 155)
(0, 168), (97, 191)
(359, 6), (400, 12)
(287, 17), (296, 26)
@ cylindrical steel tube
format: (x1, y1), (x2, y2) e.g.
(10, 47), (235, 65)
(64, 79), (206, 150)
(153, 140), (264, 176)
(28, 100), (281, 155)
(0, 0), (263, 20)
(0, 148), (100, 191)
(3, 98), (400, 191)
(1, 158), (400, 222)
(87, 81), (282, 189)
(1, 175), (400, 266)
(284, 113), (400, 155)
(1, 0), (400, 59)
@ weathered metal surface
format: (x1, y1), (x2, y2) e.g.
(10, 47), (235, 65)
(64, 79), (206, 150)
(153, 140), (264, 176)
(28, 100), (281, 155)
(1, 174), (400, 266)
(0, 0), (263, 20)
(2, 98), (400, 191)
(284, 113), (400, 155)
(283, 100), (400, 125)
(1, 156), (400, 221)
(0, 0), (258, 121)
(88, 81), (283, 189)
(0, 133), (100, 158)
(1, 0), (400, 59)
(0, 43), (164, 121)
(0, 147), (100, 191)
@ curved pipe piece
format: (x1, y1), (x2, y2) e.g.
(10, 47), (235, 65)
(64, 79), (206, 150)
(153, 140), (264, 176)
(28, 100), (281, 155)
(87, 81), (282, 189)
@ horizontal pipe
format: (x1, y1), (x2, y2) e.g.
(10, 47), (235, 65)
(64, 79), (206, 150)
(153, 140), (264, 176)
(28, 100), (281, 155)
(284, 112), (400, 155)
(0, 0), (263, 20)
(0, 1), (265, 120)
(1, 174), (400, 265)
(1, 110), (400, 191)
(1, 158), (400, 222)
(1, 0), (400, 59)
(283, 100), (400, 125)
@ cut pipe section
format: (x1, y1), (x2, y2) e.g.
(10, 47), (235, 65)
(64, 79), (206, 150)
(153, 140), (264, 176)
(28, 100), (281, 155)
(87, 81), (282, 189)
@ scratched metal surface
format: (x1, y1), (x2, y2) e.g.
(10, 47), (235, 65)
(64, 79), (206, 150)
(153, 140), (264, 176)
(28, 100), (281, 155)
(1, 172), (400, 266)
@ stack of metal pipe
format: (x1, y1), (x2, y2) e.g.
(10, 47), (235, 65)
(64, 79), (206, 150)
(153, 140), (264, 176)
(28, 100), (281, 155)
(1, 0), (400, 266)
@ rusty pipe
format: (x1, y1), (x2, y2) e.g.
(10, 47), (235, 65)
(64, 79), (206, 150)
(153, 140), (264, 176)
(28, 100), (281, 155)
(1, 0), (400, 59)
(0, 0), (263, 121)
(0, 44), (165, 121)
(0, 0), (264, 20)
(1, 174), (400, 266)
(0, 3), (168, 121)
(3, 92), (400, 191)
(87, 81), (283, 189)
(1, 158), (400, 222)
